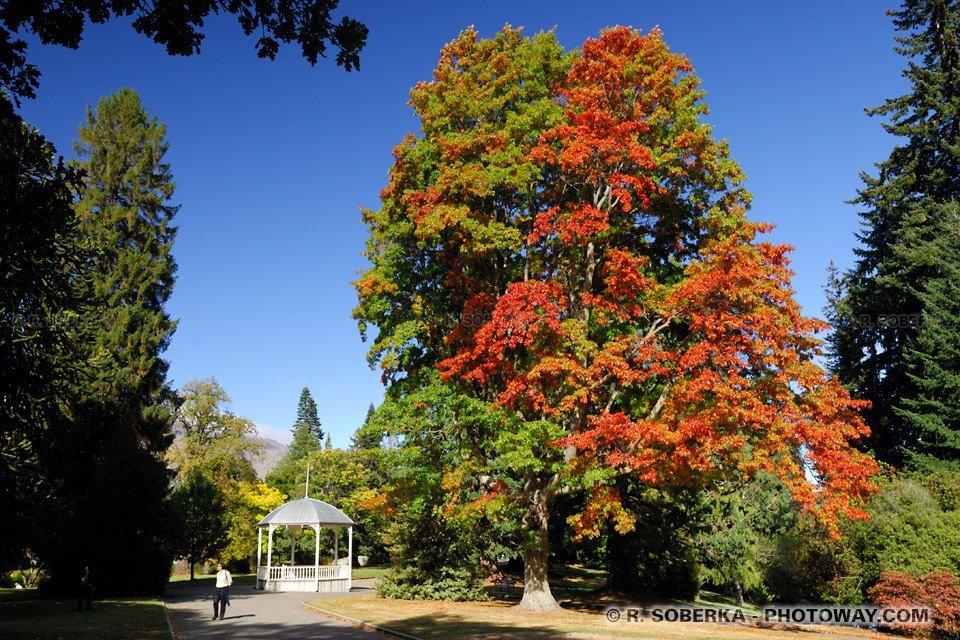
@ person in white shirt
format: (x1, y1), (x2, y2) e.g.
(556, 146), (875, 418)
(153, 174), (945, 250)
(213, 562), (232, 620)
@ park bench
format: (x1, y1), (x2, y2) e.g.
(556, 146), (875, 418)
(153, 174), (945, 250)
(492, 576), (518, 592)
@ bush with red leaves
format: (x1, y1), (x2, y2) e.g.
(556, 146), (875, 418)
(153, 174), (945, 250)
(870, 571), (960, 639)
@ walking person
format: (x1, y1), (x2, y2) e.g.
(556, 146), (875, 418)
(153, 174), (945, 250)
(74, 566), (94, 611)
(212, 562), (232, 620)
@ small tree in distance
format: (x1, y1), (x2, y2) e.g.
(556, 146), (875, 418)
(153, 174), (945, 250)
(288, 387), (325, 459)
(171, 472), (228, 581)
(351, 402), (382, 450)
(266, 387), (324, 497)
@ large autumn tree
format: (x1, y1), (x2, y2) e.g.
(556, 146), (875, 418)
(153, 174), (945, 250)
(355, 26), (879, 611)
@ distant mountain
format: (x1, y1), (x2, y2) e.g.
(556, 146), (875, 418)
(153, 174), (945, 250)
(250, 437), (288, 480)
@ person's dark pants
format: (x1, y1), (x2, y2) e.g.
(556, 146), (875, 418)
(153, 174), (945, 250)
(75, 587), (92, 611)
(213, 588), (228, 619)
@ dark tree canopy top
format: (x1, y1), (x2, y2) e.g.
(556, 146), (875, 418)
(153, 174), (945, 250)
(0, 0), (368, 101)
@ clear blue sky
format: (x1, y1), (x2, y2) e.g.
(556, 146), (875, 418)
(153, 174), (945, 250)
(15, 1), (906, 446)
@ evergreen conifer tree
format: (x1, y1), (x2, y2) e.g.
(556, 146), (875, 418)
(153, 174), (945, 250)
(32, 88), (181, 593)
(350, 402), (381, 450)
(897, 202), (960, 471)
(287, 387), (324, 460)
(70, 87), (179, 453)
(266, 387), (323, 496)
(827, 0), (960, 468)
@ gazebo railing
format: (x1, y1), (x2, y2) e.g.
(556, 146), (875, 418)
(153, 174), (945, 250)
(257, 564), (348, 582)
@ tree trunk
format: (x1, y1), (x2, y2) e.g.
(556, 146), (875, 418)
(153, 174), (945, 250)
(732, 579), (743, 607)
(517, 493), (561, 612)
(603, 527), (643, 593)
(189, 560), (195, 581)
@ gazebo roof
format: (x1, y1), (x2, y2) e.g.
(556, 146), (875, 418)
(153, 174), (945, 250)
(258, 497), (355, 527)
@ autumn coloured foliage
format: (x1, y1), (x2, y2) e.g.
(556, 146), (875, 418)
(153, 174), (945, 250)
(354, 26), (879, 610)
(869, 571), (960, 637)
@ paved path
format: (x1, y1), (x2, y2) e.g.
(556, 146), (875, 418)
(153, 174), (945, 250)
(163, 580), (386, 639)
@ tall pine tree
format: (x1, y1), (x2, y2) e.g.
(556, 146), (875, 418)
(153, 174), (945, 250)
(350, 402), (381, 450)
(34, 88), (181, 594)
(70, 87), (179, 452)
(827, 0), (960, 468)
(897, 202), (960, 471)
(266, 387), (323, 496)
(288, 387), (324, 460)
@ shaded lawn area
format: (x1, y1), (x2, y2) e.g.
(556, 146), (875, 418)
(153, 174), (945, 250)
(0, 589), (168, 639)
(308, 569), (894, 640)
(308, 594), (896, 640)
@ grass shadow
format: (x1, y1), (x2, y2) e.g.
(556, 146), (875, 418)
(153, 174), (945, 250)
(0, 592), (168, 639)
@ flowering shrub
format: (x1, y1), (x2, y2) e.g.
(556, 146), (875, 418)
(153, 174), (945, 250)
(870, 571), (960, 639)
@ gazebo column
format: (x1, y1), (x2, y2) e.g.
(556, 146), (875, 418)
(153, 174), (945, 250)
(334, 528), (339, 562)
(348, 526), (353, 590)
(313, 524), (321, 591)
(267, 525), (275, 583)
(256, 527), (262, 588)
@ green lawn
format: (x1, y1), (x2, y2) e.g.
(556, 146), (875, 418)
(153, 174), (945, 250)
(0, 589), (168, 639)
(352, 563), (390, 580)
(684, 588), (765, 617)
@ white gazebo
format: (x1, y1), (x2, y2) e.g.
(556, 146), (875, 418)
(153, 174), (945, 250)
(255, 497), (355, 593)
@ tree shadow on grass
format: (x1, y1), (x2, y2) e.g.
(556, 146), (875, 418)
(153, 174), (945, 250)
(367, 611), (573, 640)
(0, 595), (168, 639)
(335, 596), (881, 640)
